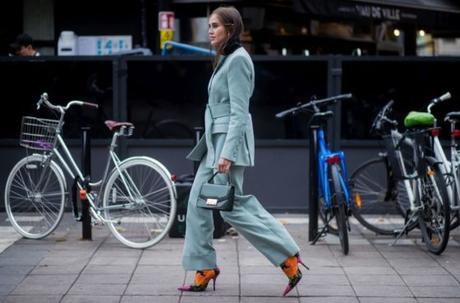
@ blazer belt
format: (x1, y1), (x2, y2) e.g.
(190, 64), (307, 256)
(207, 103), (231, 119)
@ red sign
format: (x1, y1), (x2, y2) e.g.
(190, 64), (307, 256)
(159, 11), (175, 30)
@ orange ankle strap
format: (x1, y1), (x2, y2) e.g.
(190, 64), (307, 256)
(194, 269), (216, 286)
(281, 256), (298, 278)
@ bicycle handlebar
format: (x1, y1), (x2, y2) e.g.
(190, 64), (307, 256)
(427, 92), (451, 113)
(37, 92), (99, 113)
(275, 93), (352, 118)
(371, 100), (398, 133)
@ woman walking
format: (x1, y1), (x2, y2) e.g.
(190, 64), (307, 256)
(178, 6), (308, 296)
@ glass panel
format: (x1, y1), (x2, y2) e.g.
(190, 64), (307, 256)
(127, 58), (328, 139)
(341, 60), (460, 140)
(0, 59), (113, 139)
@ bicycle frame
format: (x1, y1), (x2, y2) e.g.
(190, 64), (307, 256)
(388, 129), (419, 211)
(31, 96), (141, 224)
(45, 130), (132, 222)
(317, 128), (350, 209)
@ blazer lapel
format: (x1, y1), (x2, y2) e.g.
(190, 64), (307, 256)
(208, 56), (228, 93)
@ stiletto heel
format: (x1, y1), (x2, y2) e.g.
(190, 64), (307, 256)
(212, 268), (220, 291)
(281, 254), (308, 296)
(297, 256), (310, 270)
(178, 268), (220, 292)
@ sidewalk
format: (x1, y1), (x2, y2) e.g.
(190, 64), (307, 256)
(1, 213), (460, 303)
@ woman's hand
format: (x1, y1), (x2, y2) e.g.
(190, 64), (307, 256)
(217, 158), (232, 174)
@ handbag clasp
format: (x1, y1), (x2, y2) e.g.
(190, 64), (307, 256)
(206, 198), (218, 205)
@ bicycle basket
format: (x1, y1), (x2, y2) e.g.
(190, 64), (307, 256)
(382, 134), (418, 180)
(20, 116), (60, 151)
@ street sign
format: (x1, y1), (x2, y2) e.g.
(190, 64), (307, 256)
(159, 11), (175, 30)
(160, 30), (174, 49)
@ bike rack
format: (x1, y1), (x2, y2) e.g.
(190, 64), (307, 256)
(309, 125), (320, 242)
(80, 126), (92, 240)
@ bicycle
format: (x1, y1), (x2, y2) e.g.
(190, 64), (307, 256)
(276, 93), (353, 255)
(4, 92), (177, 249)
(422, 92), (460, 231)
(444, 110), (460, 230)
(350, 96), (450, 254)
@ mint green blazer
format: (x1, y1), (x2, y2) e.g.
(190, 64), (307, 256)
(186, 47), (255, 168)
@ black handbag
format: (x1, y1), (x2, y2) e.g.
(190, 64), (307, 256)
(197, 172), (234, 211)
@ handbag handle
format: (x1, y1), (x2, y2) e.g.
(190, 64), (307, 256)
(207, 171), (232, 184)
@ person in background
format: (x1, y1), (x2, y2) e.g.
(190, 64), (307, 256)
(10, 33), (40, 56)
(177, 6), (308, 297)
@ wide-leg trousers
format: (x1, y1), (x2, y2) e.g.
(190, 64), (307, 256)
(182, 134), (300, 271)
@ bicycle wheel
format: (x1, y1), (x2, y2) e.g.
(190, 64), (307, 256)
(419, 160), (450, 255)
(103, 157), (176, 249)
(331, 164), (349, 255)
(350, 157), (410, 235)
(4, 154), (66, 239)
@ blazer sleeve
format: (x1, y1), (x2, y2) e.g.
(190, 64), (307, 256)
(220, 55), (253, 162)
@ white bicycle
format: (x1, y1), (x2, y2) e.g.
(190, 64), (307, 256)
(4, 93), (177, 249)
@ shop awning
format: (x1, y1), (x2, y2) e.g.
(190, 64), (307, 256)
(294, 0), (460, 25)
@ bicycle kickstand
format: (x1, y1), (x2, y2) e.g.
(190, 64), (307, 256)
(390, 211), (418, 246)
(311, 215), (334, 245)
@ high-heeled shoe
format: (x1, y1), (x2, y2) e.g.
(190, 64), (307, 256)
(281, 254), (309, 296)
(178, 268), (220, 292)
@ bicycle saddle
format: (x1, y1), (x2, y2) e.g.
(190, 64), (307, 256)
(105, 120), (134, 132)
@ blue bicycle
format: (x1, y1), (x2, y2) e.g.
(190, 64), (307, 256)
(277, 93), (353, 254)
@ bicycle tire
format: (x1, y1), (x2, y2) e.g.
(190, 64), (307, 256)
(4, 154), (66, 239)
(103, 157), (177, 249)
(350, 157), (411, 235)
(331, 164), (349, 255)
(418, 159), (450, 255)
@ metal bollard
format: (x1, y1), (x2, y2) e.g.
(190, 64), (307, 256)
(308, 125), (319, 241)
(80, 127), (92, 240)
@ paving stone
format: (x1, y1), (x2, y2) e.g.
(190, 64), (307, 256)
(395, 266), (449, 275)
(30, 264), (86, 275)
(182, 296), (239, 303)
(353, 285), (412, 297)
(0, 266), (33, 276)
(348, 274), (404, 286)
(11, 274), (76, 295)
(61, 295), (120, 303)
(121, 296), (180, 303)
(89, 256), (139, 266)
(299, 297), (359, 303)
(417, 299), (460, 303)
(358, 298), (416, 303)
(76, 273), (132, 284)
(401, 274), (459, 286)
(81, 265), (136, 275)
(125, 284), (180, 296)
(410, 286), (460, 298)
(2, 295), (62, 303)
(343, 267), (396, 275)
(297, 285), (355, 297)
(68, 283), (126, 296)
(180, 283), (238, 297)
(0, 284), (16, 296)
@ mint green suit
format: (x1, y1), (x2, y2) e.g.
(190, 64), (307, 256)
(182, 47), (300, 271)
